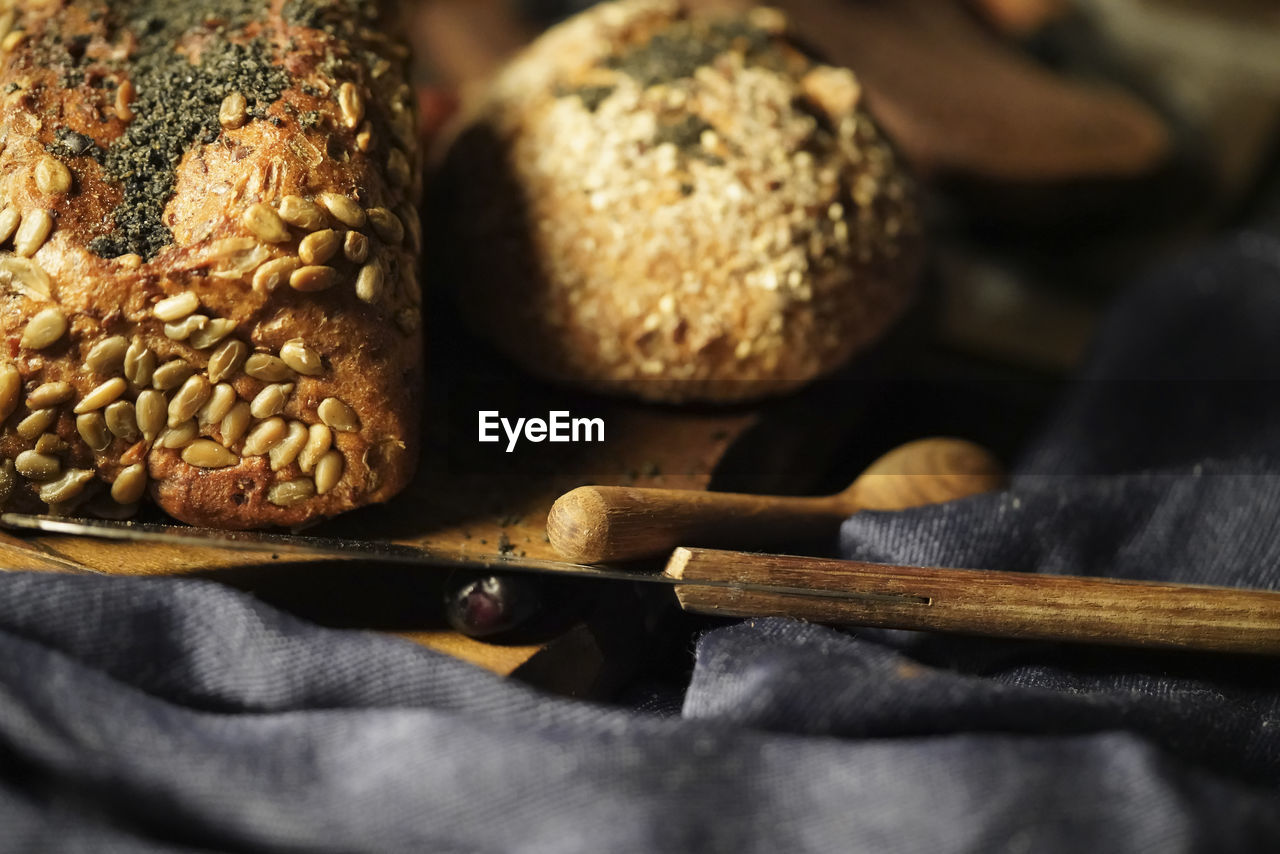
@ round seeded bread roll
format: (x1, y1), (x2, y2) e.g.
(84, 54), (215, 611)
(441, 0), (922, 403)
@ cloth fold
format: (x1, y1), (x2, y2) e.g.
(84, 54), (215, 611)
(5, 234), (1280, 851)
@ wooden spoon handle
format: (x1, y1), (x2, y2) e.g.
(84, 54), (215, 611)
(667, 548), (1280, 655)
(548, 487), (845, 565)
(548, 437), (1005, 564)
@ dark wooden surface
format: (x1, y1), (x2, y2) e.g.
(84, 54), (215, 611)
(6, 402), (754, 682)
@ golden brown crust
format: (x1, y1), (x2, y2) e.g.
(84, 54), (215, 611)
(0, 0), (422, 528)
(440, 0), (921, 403)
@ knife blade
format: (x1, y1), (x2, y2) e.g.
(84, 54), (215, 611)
(0, 513), (921, 606)
(7, 513), (1280, 655)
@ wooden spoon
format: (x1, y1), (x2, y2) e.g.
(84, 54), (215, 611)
(548, 437), (1005, 564)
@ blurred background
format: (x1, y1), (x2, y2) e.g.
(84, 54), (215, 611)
(408, 0), (1280, 379)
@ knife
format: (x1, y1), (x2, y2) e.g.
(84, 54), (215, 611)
(6, 513), (1280, 656)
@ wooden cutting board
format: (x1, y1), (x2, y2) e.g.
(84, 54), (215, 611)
(0, 305), (760, 695)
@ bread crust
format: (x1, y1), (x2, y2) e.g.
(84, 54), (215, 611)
(0, 0), (422, 527)
(441, 0), (921, 403)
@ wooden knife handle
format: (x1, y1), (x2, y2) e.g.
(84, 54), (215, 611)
(666, 548), (1280, 655)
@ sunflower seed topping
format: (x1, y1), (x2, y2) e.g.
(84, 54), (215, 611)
(298, 423), (331, 474)
(111, 464), (148, 505)
(317, 193), (365, 228)
(159, 419), (199, 450)
(21, 308), (67, 350)
(242, 417), (287, 456)
(208, 238), (269, 280)
(182, 439), (239, 469)
(0, 362), (18, 421)
(253, 256), (301, 292)
(289, 265), (337, 292)
(152, 359), (195, 391)
(135, 389), (166, 441)
(124, 340), (157, 386)
(314, 450), (343, 495)
(104, 400), (140, 442)
(269, 420), (308, 471)
(39, 469), (94, 504)
(220, 401), (253, 447)
(343, 231), (369, 264)
(219, 92), (248, 130)
(77, 412), (112, 451)
(17, 408), (57, 440)
(115, 79), (135, 123)
(14, 209), (53, 257)
(163, 314), (208, 341)
(279, 339), (322, 376)
(366, 207), (404, 245)
(242, 203), (291, 244)
(28, 382), (73, 408)
(35, 158), (72, 195)
(299, 229), (341, 266)
(15, 450), (60, 480)
(188, 318), (237, 350)
(35, 433), (66, 454)
(167, 375), (212, 427)
(153, 291), (200, 322)
(198, 383), (236, 427)
(268, 478), (315, 507)
(338, 82), (365, 130)
(85, 336), (129, 374)
(355, 263), (383, 303)
(278, 196), (326, 231)
(245, 353), (295, 382)
(0, 208), (19, 243)
(318, 397), (360, 433)
(207, 339), (249, 384)
(0, 255), (52, 300)
(250, 383), (293, 419)
(73, 377), (127, 414)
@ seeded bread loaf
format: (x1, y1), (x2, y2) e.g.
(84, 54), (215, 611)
(440, 0), (921, 403)
(0, 0), (422, 528)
